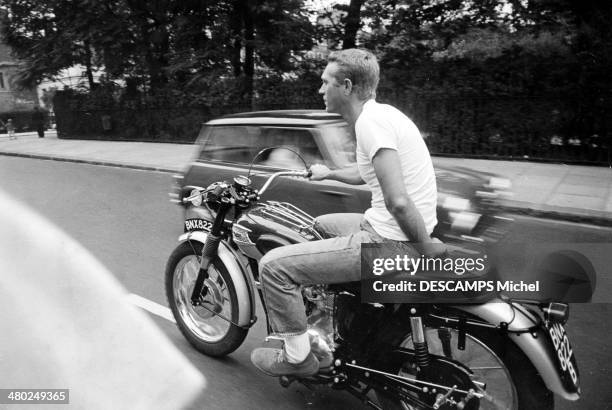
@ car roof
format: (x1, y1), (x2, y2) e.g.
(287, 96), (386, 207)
(206, 110), (345, 127)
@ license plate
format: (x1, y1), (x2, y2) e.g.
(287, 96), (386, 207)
(184, 218), (212, 232)
(546, 321), (579, 391)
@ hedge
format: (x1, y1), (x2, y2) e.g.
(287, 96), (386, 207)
(0, 109), (50, 133)
(52, 87), (610, 164)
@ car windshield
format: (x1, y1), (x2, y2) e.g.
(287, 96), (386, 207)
(197, 125), (324, 169)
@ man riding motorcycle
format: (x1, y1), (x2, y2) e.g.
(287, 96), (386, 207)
(251, 48), (444, 377)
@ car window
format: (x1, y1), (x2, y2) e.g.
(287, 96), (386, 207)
(258, 127), (323, 168)
(199, 125), (323, 169)
(198, 126), (262, 164)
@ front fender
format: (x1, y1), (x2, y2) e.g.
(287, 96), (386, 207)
(178, 231), (256, 328)
(454, 301), (580, 401)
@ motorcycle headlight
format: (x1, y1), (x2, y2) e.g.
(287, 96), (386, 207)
(188, 189), (203, 207)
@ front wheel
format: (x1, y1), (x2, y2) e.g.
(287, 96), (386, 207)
(165, 241), (248, 357)
(377, 326), (553, 410)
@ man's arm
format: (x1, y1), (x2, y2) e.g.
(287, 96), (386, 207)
(372, 149), (430, 242)
(372, 148), (444, 256)
(310, 163), (364, 185)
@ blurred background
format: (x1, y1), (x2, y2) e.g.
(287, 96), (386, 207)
(0, 0), (608, 165)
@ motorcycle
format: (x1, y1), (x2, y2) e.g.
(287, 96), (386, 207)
(165, 150), (580, 410)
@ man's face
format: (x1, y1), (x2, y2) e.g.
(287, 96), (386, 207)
(319, 63), (345, 113)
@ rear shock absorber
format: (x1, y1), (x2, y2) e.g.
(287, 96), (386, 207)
(410, 316), (430, 369)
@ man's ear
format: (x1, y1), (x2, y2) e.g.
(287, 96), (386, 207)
(343, 78), (353, 95)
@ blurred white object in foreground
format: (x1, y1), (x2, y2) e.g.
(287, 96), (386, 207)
(0, 189), (205, 410)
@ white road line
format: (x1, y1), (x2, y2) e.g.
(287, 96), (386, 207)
(128, 293), (176, 323)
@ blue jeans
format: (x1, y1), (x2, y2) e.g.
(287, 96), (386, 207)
(259, 213), (415, 336)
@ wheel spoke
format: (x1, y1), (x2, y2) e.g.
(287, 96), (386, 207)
(470, 366), (504, 370)
(173, 254), (232, 342)
(397, 328), (517, 410)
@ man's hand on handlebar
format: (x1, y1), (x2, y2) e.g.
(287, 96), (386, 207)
(309, 164), (331, 181)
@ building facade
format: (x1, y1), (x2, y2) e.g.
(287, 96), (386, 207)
(0, 41), (39, 112)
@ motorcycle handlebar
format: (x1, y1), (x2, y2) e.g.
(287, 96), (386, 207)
(258, 170), (311, 196)
(181, 185), (207, 204)
(181, 184), (224, 204)
(183, 170), (311, 204)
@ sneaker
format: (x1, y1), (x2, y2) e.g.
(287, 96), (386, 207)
(316, 350), (334, 370)
(251, 348), (319, 377)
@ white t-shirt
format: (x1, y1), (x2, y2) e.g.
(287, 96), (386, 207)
(356, 99), (437, 240)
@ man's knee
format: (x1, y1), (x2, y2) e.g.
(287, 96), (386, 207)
(259, 247), (290, 283)
(313, 215), (327, 231)
(314, 214), (340, 234)
(259, 247), (279, 273)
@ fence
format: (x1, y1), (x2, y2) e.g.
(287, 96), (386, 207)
(54, 106), (247, 143)
(383, 93), (611, 164)
(54, 95), (611, 165)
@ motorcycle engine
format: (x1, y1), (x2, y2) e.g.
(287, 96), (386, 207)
(303, 285), (335, 359)
(302, 287), (390, 361)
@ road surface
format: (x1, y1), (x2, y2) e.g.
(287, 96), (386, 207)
(1, 156), (610, 410)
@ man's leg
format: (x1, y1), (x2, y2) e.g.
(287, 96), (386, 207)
(315, 213), (363, 237)
(252, 216), (379, 377)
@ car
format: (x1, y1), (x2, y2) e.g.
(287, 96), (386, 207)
(171, 110), (512, 245)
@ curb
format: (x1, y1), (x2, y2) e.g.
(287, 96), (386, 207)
(0, 151), (178, 174)
(2, 149), (611, 226)
(432, 152), (612, 167)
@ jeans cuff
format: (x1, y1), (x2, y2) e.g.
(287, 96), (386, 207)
(269, 330), (307, 338)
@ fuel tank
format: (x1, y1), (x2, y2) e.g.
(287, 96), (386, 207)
(233, 201), (324, 261)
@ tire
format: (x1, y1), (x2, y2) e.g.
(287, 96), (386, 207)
(377, 326), (553, 410)
(165, 241), (248, 357)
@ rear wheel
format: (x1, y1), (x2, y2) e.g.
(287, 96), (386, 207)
(165, 241), (248, 357)
(377, 326), (553, 410)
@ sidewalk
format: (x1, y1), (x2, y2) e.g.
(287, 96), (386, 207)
(1, 131), (611, 223)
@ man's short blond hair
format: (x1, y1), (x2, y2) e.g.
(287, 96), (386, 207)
(328, 49), (379, 100)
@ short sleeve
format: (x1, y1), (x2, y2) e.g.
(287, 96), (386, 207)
(356, 111), (398, 161)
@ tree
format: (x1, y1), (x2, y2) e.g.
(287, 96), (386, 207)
(223, 0), (315, 106)
(1, 0), (315, 104)
(342, 0), (365, 49)
(315, 0), (366, 49)
(0, 0), (95, 88)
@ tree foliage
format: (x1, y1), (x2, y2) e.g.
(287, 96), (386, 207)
(1, 0), (608, 160)
(0, 0), (315, 104)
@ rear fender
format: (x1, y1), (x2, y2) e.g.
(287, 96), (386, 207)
(178, 231), (256, 328)
(454, 301), (580, 401)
